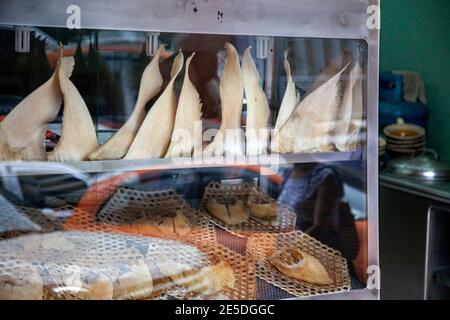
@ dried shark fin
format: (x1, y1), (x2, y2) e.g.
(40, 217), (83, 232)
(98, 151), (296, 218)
(165, 53), (202, 158)
(0, 55), (74, 161)
(125, 50), (184, 160)
(88, 44), (165, 160)
(273, 49), (300, 132)
(242, 47), (270, 156)
(48, 50), (99, 161)
(333, 62), (363, 151)
(272, 61), (351, 154)
(346, 63), (364, 151)
(203, 42), (244, 157)
(311, 49), (352, 90)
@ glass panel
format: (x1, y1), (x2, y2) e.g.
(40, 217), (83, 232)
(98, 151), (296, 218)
(0, 26), (368, 299)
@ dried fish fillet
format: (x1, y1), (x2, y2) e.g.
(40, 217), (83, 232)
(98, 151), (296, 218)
(269, 248), (332, 285)
(0, 261), (43, 300)
(172, 211), (191, 236)
(242, 47), (270, 156)
(249, 202), (278, 220)
(156, 211), (191, 236)
(162, 258), (235, 296)
(203, 42), (244, 157)
(113, 259), (153, 299)
(0, 56), (74, 161)
(273, 49), (300, 131)
(311, 51), (351, 90)
(271, 62), (350, 153)
(125, 51), (184, 160)
(165, 53), (202, 158)
(206, 198), (249, 225)
(48, 52), (99, 161)
(82, 274), (113, 300)
(89, 45), (165, 160)
(333, 62), (363, 151)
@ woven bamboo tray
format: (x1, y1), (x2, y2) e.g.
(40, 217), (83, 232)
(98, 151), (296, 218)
(199, 181), (296, 237)
(247, 231), (351, 297)
(0, 205), (72, 239)
(92, 187), (216, 245)
(0, 231), (184, 300)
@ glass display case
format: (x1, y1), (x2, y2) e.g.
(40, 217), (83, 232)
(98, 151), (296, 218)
(0, 0), (379, 300)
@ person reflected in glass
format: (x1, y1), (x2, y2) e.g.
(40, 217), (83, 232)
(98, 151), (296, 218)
(278, 163), (359, 263)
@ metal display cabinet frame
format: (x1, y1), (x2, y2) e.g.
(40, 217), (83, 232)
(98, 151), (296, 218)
(0, 0), (380, 300)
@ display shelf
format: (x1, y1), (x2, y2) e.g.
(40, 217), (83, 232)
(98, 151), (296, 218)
(0, 151), (363, 176)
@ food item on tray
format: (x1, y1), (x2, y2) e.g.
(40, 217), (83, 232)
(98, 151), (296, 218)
(165, 53), (203, 158)
(206, 198), (249, 225)
(40, 231), (76, 251)
(50, 261), (151, 300)
(211, 261), (235, 292)
(151, 215), (171, 235)
(89, 44), (165, 160)
(0, 53), (74, 161)
(48, 48), (99, 161)
(130, 210), (191, 237)
(0, 232), (204, 299)
(273, 49), (300, 132)
(271, 61), (350, 154)
(157, 257), (235, 296)
(333, 62), (363, 151)
(249, 202), (278, 221)
(54, 270), (114, 300)
(0, 260), (44, 300)
(125, 51), (184, 159)
(81, 274), (114, 300)
(158, 211), (191, 236)
(203, 42), (244, 157)
(171, 211), (191, 236)
(113, 259), (153, 299)
(269, 248), (332, 285)
(246, 187), (279, 221)
(174, 261), (234, 296)
(242, 47), (270, 156)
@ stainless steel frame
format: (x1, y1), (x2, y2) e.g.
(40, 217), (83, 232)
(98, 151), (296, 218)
(0, 0), (380, 300)
(424, 205), (450, 300)
(1, 0), (372, 39)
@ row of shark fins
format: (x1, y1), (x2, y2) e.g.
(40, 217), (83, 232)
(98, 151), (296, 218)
(0, 42), (363, 161)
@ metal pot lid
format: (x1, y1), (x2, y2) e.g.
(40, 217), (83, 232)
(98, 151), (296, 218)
(387, 156), (450, 181)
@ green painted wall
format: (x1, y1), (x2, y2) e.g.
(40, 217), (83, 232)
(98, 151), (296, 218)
(380, 0), (450, 162)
